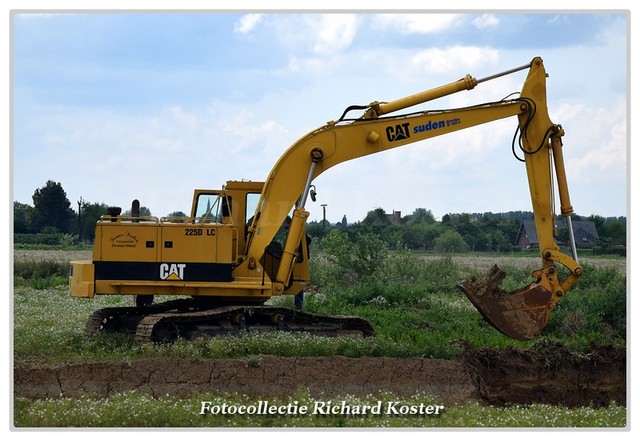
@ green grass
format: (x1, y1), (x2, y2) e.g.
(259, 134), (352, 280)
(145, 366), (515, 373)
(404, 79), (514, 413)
(13, 253), (626, 365)
(14, 391), (627, 428)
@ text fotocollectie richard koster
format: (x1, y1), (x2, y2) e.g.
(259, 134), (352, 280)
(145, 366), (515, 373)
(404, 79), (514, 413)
(199, 400), (445, 416)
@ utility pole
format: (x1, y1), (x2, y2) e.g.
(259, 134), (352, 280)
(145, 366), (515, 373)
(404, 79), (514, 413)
(77, 197), (84, 242)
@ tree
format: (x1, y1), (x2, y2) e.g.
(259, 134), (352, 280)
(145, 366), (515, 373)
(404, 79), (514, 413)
(306, 221), (328, 240)
(124, 206), (152, 216)
(487, 230), (511, 252)
(434, 229), (469, 254)
(603, 220), (626, 246)
(31, 180), (75, 233)
(320, 229), (387, 280)
(14, 202), (32, 233)
(359, 207), (401, 245)
(587, 214), (606, 236)
(362, 208), (391, 228)
(78, 202), (110, 241)
(406, 208), (436, 225)
(401, 222), (442, 250)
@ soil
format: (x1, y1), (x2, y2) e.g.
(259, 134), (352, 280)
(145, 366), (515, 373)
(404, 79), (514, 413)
(463, 341), (626, 407)
(14, 341), (625, 408)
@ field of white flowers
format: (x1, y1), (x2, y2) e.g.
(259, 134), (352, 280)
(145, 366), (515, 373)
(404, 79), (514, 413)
(14, 390), (626, 428)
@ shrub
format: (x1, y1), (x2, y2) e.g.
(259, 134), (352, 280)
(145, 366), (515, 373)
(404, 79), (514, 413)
(312, 229), (388, 286)
(14, 233), (78, 247)
(14, 260), (70, 288)
(434, 229), (469, 254)
(545, 264), (626, 341)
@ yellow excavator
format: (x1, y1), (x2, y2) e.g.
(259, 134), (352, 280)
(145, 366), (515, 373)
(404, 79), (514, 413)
(69, 56), (583, 343)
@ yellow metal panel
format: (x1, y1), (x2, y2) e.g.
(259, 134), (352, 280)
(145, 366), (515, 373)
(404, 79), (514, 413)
(160, 223), (218, 262)
(94, 279), (272, 298)
(214, 225), (237, 263)
(94, 222), (159, 262)
(158, 224), (236, 264)
(69, 260), (95, 298)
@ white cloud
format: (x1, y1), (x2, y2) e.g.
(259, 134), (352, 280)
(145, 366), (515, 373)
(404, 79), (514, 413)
(313, 14), (359, 54)
(264, 14), (359, 56)
(557, 98), (627, 183)
(234, 14), (264, 34)
(594, 15), (627, 47)
(215, 109), (289, 155)
(372, 14), (461, 34)
(545, 15), (569, 25)
(472, 14), (499, 30)
(410, 46), (500, 75)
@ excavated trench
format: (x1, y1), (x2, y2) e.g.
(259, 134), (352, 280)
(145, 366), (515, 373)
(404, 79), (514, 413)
(14, 342), (625, 407)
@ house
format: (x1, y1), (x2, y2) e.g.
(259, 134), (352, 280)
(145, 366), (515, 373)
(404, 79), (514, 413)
(515, 220), (539, 248)
(569, 221), (600, 248)
(387, 210), (405, 227)
(515, 219), (599, 249)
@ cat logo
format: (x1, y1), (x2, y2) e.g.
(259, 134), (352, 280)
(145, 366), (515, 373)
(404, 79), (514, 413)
(385, 122), (411, 142)
(160, 263), (186, 281)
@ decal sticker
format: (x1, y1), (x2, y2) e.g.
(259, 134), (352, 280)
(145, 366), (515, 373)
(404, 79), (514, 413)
(109, 232), (138, 248)
(160, 263), (186, 281)
(385, 123), (411, 142)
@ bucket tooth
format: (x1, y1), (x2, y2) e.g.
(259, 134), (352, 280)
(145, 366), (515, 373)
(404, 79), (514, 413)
(459, 265), (553, 341)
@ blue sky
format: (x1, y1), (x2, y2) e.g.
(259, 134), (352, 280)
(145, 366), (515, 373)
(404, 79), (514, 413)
(11, 11), (629, 223)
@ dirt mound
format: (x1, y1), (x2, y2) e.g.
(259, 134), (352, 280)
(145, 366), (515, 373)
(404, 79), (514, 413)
(14, 342), (625, 408)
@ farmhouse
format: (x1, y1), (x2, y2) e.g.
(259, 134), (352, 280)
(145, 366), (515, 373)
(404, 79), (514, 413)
(515, 219), (599, 249)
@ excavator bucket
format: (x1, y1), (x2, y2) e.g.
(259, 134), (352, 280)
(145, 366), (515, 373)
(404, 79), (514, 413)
(459, 265), (553, 341)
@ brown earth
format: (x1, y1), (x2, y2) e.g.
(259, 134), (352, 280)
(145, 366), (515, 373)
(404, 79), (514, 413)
(14, 342), (625, 407)
(463, 341), (626, 407)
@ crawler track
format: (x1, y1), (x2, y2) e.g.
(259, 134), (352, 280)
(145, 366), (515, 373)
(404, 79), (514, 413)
(85, 299), (375, 344)
(85, 299), (197, 335)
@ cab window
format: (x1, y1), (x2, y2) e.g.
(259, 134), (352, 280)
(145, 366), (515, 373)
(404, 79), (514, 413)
(194, 193), (222, 223)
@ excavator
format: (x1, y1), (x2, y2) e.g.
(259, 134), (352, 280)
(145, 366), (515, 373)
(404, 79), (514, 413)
(69, 56), (583, 343)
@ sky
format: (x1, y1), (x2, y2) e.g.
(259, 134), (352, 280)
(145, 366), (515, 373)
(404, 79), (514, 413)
(10, 10), (629, 225)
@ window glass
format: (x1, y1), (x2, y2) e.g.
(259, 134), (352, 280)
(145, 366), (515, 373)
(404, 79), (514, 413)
(245, 193), (261, 225)
(195, 193), (222, 223)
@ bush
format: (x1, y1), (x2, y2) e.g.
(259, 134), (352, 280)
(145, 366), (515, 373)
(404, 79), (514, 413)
(592, 245), (626, 256)
(14, 233), (79, 247)
(312, 229), (388, 285)
(14, 260), (70, 288)
(434, 229), (469, 254)
(545, 264), (626, 341)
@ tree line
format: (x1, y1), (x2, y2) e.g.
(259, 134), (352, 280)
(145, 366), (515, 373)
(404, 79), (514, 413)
(307, 207), (626, 253)
(14, 180), (627, 251)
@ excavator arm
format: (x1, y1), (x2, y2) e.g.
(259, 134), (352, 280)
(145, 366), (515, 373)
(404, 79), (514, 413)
(239, 57), (582, 340)
(459, 59), (583, 340)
